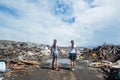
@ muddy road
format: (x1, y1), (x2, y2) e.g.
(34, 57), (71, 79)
(15, 59), (104, 80)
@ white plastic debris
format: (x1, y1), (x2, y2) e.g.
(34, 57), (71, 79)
(0, 77), (3, 80)
(26, 51), (35, 56)
(0, 62), (6, 72)
(40, 50), (50, 56)
(111, 60), (120, 68)
(82, 60), (90, 64)
(102, 60), (112, 65)
(112, 65), (120, 68)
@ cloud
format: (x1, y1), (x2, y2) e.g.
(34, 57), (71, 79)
(0, 0), (120, 47)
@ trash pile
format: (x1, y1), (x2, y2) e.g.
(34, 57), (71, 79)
(82, 43), (120, 62)
(81, 43), (120, 80)
(81, 43), (120, 68)
(0, 40), (50, 80)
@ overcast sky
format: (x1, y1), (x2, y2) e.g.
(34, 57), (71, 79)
(0, 0), (120, 47)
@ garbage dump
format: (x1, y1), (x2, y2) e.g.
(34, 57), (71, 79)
(80, 43), (120, 80)
(1, 40), (120, 80)
(0, 40), (50, 80)
(82, 44), (120, 62)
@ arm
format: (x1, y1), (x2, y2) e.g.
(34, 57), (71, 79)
(50, 47), (52, 56)
(57, 46), (62, 55)
(75, 48), (77, 54)
(75, 44), (77, 54)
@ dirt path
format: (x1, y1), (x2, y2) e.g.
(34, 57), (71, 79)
(74, 62), (103, 80)
(16, 59), (104, 80)
(16, 67), (77, 80)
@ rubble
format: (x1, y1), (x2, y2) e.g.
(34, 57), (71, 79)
(80, 43), (120, 80)
(0, 40), (50, 80)
(0, 40), (50, 61)
(1, 40), (120, 80)
(82, 43), (120, 62)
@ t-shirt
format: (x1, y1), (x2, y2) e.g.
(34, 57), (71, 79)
(69, 44), (76, 53)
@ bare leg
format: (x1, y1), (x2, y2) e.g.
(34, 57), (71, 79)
(73, 60), (76, 68)
(55, 58), (59, 70)
(71, 60), (73, 68)
(52, 58), (55, 69)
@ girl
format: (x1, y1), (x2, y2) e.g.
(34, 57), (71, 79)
(50, 39), (62, 71)
(69, 40), (77, 71)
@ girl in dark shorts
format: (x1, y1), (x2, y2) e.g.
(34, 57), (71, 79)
(69, 40), (77, 71)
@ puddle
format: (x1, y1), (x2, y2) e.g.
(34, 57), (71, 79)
(75, 65), (83, 69)
(42, 58), (85, 70)
(41, 58), (71, 69)
(46, 58), (71, 64)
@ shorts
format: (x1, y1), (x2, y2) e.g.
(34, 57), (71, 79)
(52, 53), (59, 59)
(69, 53), (77, 61)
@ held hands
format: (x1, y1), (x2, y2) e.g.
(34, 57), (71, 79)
(59, 52), (66, 56)
(49, 52), (52, 56)
(59, 52), (62, 56)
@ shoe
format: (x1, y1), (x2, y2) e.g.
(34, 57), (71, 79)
(71, 68), (75, 71)
(56, 68), (60, 71)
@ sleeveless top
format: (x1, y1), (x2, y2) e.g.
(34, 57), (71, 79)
(52, 47), (58, 54)
(52, 44), (58, 54)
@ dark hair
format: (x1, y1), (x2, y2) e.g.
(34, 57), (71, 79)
(53, 39), (57, 48)
(71, 40), (74, 48)
(54, 39), (57, 42)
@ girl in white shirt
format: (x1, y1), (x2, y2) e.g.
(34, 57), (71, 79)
(69, 40), (77, 71)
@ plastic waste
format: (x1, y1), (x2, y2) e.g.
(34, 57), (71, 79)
(0, 62), (6, 72)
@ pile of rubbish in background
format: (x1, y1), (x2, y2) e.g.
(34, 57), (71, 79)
(0, 40), (50, 80)
(80, 43), (120, 80)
